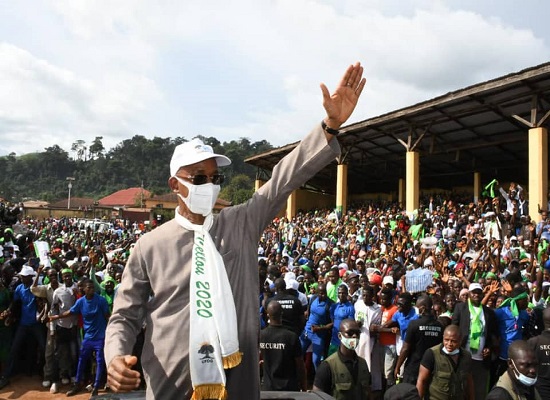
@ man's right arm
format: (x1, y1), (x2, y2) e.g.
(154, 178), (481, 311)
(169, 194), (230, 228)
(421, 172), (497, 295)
(394, 341), (411, 380)
(105, 242), (150, 392)
(417, 348), (435, 398)
(417, 365), (431, 399)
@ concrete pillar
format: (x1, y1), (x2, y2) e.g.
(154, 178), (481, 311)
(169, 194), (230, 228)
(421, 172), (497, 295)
(473, 172), (481, 203)
(398, 178), (406, 208)
(336, 164), (348, 215)
(528, 127), (548, 222)
(286, 190), (297, 220)
(406, 151), (420, 214)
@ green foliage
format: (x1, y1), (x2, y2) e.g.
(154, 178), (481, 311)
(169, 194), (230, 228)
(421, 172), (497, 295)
(219, 174), (255, 205)
(151, 207), (175, 222)
(0, 135), (273, 206)
(89, 136), (105, 159)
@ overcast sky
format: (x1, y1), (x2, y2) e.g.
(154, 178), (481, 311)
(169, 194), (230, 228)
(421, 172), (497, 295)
(1, 0), (549, 157)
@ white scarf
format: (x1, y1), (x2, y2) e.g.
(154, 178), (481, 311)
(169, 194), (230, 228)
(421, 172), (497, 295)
(175, 209), (242, 400)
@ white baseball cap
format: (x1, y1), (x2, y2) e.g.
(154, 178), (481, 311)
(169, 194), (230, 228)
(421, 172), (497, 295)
(18, 265), (37, 277)
(468, 283), (483, 292)
(382, 276), (394, 286)
(170, 138), (231, 176)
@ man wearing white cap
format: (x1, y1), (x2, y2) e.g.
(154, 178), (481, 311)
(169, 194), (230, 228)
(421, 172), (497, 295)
(442, 219), (456, 243)
(0, 265), (46, 390)
(105, 62), (366, 400)
(484, 212), (501, 241)
(466, 215), (478, 237)
(452, 282), (498, 400)
(382, 275), (394, 288)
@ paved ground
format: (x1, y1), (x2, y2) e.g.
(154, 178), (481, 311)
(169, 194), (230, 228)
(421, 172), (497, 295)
(0, 375), (93, 400)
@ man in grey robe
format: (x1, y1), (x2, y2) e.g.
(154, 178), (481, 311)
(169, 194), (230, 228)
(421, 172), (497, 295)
(104, 62), (366, 400)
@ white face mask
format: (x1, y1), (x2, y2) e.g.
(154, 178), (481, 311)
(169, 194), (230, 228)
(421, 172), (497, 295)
(174, 176), (220, 217)
(338, 333), (359, 351)
(511, 359), (537, 386)
(442, 346), (460, 356)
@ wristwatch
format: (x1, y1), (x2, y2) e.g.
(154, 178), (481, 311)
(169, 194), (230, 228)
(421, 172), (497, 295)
(322, 120), (340, 136)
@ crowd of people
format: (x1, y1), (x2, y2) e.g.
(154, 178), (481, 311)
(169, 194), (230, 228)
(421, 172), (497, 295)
(257, 186), (550, 400)
(0, 182), (549, 400)
(0, 216), (138, 396)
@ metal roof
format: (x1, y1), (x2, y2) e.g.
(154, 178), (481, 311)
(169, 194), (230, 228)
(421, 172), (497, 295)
(245, 62), (550, 195)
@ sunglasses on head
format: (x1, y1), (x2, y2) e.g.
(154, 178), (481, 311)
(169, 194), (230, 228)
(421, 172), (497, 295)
(181, 174), (225, 185)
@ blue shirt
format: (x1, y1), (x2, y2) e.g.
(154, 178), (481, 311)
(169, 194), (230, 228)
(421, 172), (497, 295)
(330, 301), (355, 344)
(14, 283), (38, 326)
(536, 221), (550, 242)
(307, 297), (333, 328)
(391, 308), (419, 340)
(305, 297), (332, 344)
(494, 306), (529, 359)
(70, 294), (109, 341)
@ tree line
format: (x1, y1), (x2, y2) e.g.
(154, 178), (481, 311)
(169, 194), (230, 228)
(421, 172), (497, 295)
(0, 135), (273, 206)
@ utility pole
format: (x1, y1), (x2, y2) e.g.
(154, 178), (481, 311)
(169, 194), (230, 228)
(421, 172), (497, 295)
(66, 177), (75, 210)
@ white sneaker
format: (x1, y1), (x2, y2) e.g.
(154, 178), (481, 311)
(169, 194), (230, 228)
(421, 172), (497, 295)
(42, 380), (51, 388)
(50, 382), (58, 394)
(61, 378), (70, 385)
(86, 383), (93, 392)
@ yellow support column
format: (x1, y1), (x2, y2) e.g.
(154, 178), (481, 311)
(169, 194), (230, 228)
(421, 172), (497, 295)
(286, 190), (297, 220)
(398, 178), (406, 208)
(254, 179), (265, 192)
(406, 151), (419, 214)
(336, 164), (348, 215)
(529, 127), (548, 221)
(473, 172), (481, 203)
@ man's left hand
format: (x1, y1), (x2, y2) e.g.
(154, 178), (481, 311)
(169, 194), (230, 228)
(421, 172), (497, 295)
(321, 62), (366, 130)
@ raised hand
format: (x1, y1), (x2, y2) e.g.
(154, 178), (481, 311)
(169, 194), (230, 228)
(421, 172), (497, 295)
(88, 250), (99, 265)
(441, 268), (450, 284)
(321, 62), (367, 130)
(501, 280), (512, 293)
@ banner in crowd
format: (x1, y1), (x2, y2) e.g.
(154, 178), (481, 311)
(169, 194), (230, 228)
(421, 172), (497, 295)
(34, 240), (52, 268)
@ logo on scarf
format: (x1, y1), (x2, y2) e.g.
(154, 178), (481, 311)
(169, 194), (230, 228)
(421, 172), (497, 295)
(198, 342), (215, 363)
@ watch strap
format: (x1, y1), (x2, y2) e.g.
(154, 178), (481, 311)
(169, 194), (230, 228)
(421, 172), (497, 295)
(321, 120), (340, 136)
